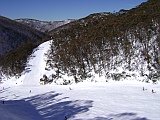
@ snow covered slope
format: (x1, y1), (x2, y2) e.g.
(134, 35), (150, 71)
(1, 40), (51, 86)
(0, 40), (160, 120)
(23, 41), (51, 86)
(1, 39), (75, 86)
(1, 38), (159, 87)
(0, 81), (160, 120)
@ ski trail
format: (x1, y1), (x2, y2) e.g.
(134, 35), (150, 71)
(23, 41), (51, 86)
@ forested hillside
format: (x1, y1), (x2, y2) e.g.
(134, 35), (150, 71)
(47, 0), (160, 83)
(0, 16), (48, 79)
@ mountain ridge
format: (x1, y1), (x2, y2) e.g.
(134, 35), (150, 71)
(15, 18), (75, 32)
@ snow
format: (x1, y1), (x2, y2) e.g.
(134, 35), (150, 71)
(1, 40), (51, 86)
(0, 81), (160, 120)
(0, 40), (160, 120)
(23, 41), (50, 86)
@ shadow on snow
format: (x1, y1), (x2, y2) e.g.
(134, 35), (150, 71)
(85, 112), (150, 120)
(1, 91), (93, 120)
(1, 91), (149, 120)
(25, 91), (93, 120)
(0, 100), (43, 120)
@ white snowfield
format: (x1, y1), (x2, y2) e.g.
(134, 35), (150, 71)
(0, 41), (160, 120)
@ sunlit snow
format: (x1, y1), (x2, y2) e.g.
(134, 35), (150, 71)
(0, 40), (160, 120)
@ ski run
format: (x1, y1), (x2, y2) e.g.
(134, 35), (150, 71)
(0, 40), (160, 120)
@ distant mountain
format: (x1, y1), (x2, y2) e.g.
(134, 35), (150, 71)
(48, 0), (160, 83)
(0, 16), (48, 78)
(15, 18), (75, 32)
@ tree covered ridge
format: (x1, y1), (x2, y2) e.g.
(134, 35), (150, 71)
(0, 16), (49, 79)
(47, 0), (160, 83)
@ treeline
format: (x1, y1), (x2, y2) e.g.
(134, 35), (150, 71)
(47, 0), (160, 82)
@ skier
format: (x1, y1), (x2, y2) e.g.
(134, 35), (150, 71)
(143, 87), (144, 91)
(142, 87), (147, 91)
(152, 89), (156, 93)
(65, 116), (67, 120)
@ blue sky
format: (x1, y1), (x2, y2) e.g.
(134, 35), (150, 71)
(0, 0), (146, 21)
